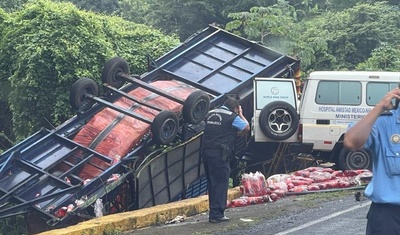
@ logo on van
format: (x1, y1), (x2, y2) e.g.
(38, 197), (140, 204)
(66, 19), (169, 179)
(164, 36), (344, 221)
(271, 87), (279, 95)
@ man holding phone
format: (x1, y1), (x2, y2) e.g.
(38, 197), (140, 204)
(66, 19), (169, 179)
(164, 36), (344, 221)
(344, 85), (400, 234)
(201, 96), (249, 223)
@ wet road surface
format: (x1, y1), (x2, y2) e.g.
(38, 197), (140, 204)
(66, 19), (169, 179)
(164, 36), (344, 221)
(125, 188), (369, 235)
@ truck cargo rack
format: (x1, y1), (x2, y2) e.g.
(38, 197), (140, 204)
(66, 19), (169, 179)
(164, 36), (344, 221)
(0, 128), (128, 226)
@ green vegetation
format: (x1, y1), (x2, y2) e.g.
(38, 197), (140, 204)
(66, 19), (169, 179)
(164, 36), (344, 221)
(0, 0), (179, 141)
(226, 2), (400, 72)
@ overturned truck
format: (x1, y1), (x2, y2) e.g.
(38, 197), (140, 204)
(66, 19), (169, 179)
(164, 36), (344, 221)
(0, 25), (300, 234)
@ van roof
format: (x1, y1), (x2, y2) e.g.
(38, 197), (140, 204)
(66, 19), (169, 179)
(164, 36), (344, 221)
(308, 71), (400, 81)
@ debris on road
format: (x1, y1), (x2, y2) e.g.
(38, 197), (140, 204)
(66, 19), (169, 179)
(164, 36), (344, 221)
(165, 215), (187, 224)
(355, 192), (362, 201)
(240, 218), (254, 222)
(229, 167), (372, 208)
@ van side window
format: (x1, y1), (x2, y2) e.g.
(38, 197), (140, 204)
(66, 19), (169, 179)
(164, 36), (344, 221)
(316, 81), (361, 105)
(367, 82), (398, 105)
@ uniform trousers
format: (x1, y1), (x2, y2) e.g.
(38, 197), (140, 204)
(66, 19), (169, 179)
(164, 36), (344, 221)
(202, 149), (230, 220)
(366, 202), (400, 235)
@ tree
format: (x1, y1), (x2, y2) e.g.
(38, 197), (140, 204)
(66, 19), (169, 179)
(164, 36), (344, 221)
(144, 0), (273, 40)
(305, 2), (400, 71)
(0, 7), (15, 147)
(225, 1), (318, 67)
(60, 0), (120, 14)
(0, 0), (179, 139)
(0, 0), (28, 12)
(226, 1), (297, 45)
(357, 43), (400, 71)
(117, 0), (150, 24)
(225, 2), (400, 73)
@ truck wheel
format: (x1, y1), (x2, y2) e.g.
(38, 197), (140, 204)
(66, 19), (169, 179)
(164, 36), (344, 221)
(183, 90), (210, 124)
(151, 110), (179, 145)
(338, 148), (372, 170)
(101, 57), (130, 88)
(69, 77), (99, 111)
(259, 101), (299, 141)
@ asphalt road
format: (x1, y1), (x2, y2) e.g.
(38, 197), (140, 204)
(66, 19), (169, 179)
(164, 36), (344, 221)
(125, 188), (369, 235)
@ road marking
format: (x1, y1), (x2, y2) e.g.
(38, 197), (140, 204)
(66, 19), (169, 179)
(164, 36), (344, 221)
(275, 201), (371, 235)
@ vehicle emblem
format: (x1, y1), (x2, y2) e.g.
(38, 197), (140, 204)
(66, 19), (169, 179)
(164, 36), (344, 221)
(391, 134), (400, 144)
(271, 87), (279, 95)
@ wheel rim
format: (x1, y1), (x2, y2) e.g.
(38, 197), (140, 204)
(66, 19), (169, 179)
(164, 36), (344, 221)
(193, 99), (208, 120)
(80, 87), (96, 109)
(112, 66), (125, 85)
(346, 150), (370, 169)
(161, 118), (177, 138)
(268, 109), (292, 133)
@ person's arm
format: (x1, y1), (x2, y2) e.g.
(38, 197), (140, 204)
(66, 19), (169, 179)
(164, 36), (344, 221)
(234, 105), (250, 135)
(344, 87), (400, 151)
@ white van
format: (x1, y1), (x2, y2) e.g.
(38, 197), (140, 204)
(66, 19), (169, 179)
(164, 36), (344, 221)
(253, 71), (400, 170)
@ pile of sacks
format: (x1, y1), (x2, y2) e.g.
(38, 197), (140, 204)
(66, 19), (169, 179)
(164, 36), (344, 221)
(228, 167), (371, 208)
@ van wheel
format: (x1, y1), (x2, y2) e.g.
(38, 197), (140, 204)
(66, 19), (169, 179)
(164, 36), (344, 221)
(183, 90), (210, 124)
(259, 101), (299, 141)
(338, 148), (372, 170)
(151, 110), (179, 145)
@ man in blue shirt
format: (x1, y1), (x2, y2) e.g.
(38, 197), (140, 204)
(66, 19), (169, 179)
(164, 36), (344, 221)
(344, 86), (400, 235)
(202, 97), (250, 223)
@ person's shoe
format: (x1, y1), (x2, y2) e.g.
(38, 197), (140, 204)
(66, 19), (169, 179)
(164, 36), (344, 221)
(209, 216), (230, 223)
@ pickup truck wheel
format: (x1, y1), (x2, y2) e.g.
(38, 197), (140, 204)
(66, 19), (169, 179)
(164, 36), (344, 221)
(102, 57), (130, 88)
(259, 101), (299, 141)
(151, 110), (179, 145)
(338, 148), (372, 170)
(69, 77), (99, 111)
(183, 90), (210, 124)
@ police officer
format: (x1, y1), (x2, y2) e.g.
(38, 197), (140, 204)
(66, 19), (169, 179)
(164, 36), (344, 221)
(202, 97), (249, 223)
(344, 86), (400, 234)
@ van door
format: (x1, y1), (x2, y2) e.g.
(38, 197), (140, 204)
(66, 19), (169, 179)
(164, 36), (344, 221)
(300, 80), (363, 151)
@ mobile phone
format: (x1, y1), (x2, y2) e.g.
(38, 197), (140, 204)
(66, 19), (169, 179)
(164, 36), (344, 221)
(394, 83), (400, 110)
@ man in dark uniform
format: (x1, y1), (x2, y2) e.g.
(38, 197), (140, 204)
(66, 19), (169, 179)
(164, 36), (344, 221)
(202, 97), (250, 223)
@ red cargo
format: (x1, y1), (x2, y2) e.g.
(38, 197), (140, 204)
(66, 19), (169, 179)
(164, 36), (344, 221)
(70, 80), (197, 179)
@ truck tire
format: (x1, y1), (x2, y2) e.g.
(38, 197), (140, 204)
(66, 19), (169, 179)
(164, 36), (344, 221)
(69, 77), (99, 111)
(102, 57), (130, 88)
(183, 90), (210, 124)
(338, 148), (372, 170)
(259, 101), (299, 141)
(151, 110), (179, 145)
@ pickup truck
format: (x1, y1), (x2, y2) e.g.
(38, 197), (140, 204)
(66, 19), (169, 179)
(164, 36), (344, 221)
(0, 25), (300, 234)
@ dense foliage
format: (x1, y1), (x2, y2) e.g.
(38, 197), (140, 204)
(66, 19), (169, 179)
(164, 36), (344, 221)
(0, 0), (179, 141)
(226, 2), (400, 72)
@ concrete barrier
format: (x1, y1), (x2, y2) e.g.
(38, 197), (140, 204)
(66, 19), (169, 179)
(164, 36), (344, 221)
(37, 187), (242, 235)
